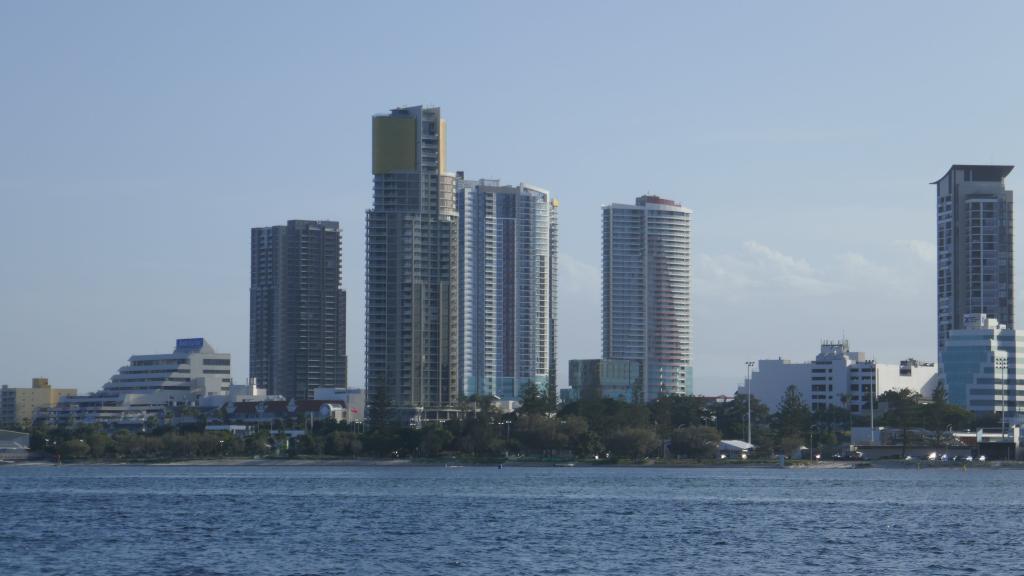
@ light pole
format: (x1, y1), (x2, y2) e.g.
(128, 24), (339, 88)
(746, 361), (755, 446)
(869, 378), (875, 445)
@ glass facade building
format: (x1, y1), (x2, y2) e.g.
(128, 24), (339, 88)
(567, 358), (642, 403)
(602, 195), (692, 401)
(941, 314), (1024, 415)
(935, 165), (1014, 355)
(457, 178), (558, 402)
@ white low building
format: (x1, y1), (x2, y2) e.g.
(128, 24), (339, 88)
(312, 388), (366, 423)
(719, 439), (754, 458)
(47, 338), (235, 426)
(740, 340), (938, 413)
(198, 379), (283, 410)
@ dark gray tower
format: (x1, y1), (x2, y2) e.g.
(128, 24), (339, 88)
(366, 106), (460, 423)
(250, 220), (346, 399)
(935, 165), (1014, 355)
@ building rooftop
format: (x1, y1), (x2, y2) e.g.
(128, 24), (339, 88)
(932, 164), (1014, 184)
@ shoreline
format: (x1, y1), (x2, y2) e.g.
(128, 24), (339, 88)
(7, 457), (1022, 469)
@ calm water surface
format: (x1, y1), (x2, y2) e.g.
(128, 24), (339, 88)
(0, 464), (1019, 575)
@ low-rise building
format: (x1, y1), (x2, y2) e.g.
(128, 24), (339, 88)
(941, 314), (1024, 415)
(0, 429), (30, 460)
(741, 340), (938, 413)
(223, 399), (348, 425)
(312, 387), (365, 423)
(0, 379), (77, 427)
(46, 338), (234, 426)
(567, 359), (642, 402)
(719, 439), (754, 458)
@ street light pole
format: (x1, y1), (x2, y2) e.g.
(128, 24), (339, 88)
(746, 361), (755, 446)
(869, 378), (875, 445)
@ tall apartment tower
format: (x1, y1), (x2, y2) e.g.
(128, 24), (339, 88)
(602, 195), (692, 401)
(457, 177), (558, 403)
(935, 165), (1014, 355)
(366, 106), (460, 422)
(250, 220), (347, 399)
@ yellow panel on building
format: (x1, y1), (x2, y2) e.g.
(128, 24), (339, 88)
(439, 118), (447, 174)
(372, 116), (416, 174)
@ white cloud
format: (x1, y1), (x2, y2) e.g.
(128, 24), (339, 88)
(838, 252), (913, 294)
(559, 253), (600, 301)
(697, 241), (838, 299)
(900, 239), (936, 265)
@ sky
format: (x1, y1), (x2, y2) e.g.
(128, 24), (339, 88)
(2, 1), (1023, 396)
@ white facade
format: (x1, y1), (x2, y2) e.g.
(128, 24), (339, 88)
(313, 387), (366, 422)
(603, 195), (692, 401)
(48, 338), (234, 425)
(457, 178), (558, 401)
(741, 340), (938, 413)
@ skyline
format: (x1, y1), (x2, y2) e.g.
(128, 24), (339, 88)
(3, 2), (1024, 396)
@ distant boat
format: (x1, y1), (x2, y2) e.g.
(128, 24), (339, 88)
(554, 462), (575, 468)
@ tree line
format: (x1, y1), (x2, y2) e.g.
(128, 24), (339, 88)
(24, 382), (987, 462)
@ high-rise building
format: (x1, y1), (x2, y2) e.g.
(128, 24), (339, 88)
(457, 177), (558, 402)
(602, 195), (692, 401)
(250, 220), (346, 399)
(366, 106), (460, 423)
(935, 165), (1014, 355)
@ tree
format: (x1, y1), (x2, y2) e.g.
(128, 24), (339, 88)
(670, 426), (721, 459)
(513, 413), (565, 454)
(812, 405), (851, 446)
(560, 398), (651, 439)
(418, 424), (453, 457)
(649, 395), (711, 437)
(715, 395), (770, 446)
(879, 388), (922, 457)
(58, 438), (91, 460)
(365, 385), (395, 431)
(773, 385), (811, 449)
(604, 427), (659, 461)
(562, 416), (602, 459)
(520, 382), (549, 415)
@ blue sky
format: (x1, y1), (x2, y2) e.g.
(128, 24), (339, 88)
(2, 1), (1023, 395)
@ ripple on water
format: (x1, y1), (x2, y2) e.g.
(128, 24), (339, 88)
(1, 466), (1024, 575)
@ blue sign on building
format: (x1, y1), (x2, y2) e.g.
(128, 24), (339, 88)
(175, 338), (205, 351)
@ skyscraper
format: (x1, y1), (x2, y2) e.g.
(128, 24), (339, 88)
(250, 220), (346, 399)
(366, 106), (460, 422)
(935, 165), (1014, 354)
(457, 177), (558, 402)
(602, 195), (692, 401)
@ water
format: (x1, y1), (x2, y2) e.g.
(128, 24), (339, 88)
(0, 464), (1020, 575)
